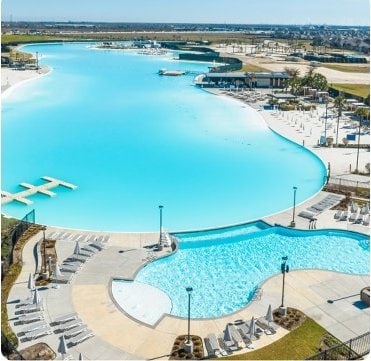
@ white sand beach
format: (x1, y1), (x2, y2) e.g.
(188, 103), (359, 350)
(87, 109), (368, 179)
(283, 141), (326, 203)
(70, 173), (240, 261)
(1, 66), (50, 99)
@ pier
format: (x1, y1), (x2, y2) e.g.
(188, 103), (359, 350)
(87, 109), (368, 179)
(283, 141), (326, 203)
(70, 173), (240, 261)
(1, 176), (77, 205)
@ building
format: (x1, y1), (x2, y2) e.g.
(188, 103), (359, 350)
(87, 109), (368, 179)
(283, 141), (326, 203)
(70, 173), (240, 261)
(194, 71), (289, 89)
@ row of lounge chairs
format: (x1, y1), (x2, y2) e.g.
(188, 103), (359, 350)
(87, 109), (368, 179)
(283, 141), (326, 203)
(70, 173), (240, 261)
(52, 312), (94, 347)
(52, 238), (108, 284)
(334, 210), (370, 225)
(204, 316), (278, 358)
(47, 231), (110, 244)
(298, 194), (344, 220)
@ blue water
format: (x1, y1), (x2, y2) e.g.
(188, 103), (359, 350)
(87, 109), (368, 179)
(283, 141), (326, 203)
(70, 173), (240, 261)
(135, 226), (369, 318)
(2, 43), (326, 231)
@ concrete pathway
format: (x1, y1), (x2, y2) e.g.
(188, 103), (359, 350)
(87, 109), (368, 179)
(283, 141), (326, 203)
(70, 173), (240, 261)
(6, 223), (369, 360)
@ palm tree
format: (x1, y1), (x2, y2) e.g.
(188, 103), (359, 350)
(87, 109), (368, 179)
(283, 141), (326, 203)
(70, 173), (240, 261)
(354, 107), (370, 172)
(334, 96), (346, 146)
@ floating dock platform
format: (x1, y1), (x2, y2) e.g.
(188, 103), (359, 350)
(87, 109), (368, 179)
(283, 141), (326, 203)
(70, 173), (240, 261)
(1, 176), (77, 205)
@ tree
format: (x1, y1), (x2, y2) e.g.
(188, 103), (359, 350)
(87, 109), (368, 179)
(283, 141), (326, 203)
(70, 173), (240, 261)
(354, 107), (369, 172)
(284, 67), (300, 78)
(334, 96), (346, 145)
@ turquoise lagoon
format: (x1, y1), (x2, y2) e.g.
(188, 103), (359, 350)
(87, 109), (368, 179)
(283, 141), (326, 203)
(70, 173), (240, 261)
(2, 43), (326, 231)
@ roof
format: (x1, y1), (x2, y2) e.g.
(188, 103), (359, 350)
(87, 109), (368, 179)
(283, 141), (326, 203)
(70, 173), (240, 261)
(271, 93), (297, 99)
(205, 73), (246, 78)
(204, 71), (289, 79)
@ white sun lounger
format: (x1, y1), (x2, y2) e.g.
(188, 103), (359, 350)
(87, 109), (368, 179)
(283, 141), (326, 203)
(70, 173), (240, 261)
(334, 210), (342, 219)
(64, 324), (87, 338)
(66, 254), (89, 263)
(17, 302), (43, 314)
(53, 312), (79, 324)
(21, 320), (48, 334)
(81, 245), (100, 254)
(67, 329), (94, 346)
(54, 318), (82, 332)
(60, 263), (80, 273)
(16, 296), (34, 308)
(25, 325), (53, 340)
(17, 311), (44, 324)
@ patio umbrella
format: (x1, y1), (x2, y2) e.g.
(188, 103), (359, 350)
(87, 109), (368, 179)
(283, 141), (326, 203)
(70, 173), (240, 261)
(27, 273), (35, 291)
(79, 353), (84, 361)
(59, 335), (68, 357)
(33, 288), (41, 305)
(248, 316), (256, 338)
(224, 324), (233, 341)
(53, 264), (62, 289)
(350, 201), (358, 214)
(265, 304), (274, 325)
(74, 241), (81, 255)
(360, 203), (370, 215)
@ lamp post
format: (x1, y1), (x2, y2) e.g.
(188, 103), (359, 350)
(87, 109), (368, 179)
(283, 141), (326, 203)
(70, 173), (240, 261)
(185, 286), (194, 353)
(355, 114), (362, 173)
(158, 205), (163, 249)
(290, 186), (298, 228)
(41, 226), (47, 274)
(279, 256), (289, 316)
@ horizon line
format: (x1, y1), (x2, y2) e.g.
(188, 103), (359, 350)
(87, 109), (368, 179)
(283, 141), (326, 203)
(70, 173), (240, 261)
(1, 20), (370, 27)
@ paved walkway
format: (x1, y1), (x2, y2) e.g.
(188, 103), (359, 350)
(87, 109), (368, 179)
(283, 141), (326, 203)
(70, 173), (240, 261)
(7, 222), (369, 360)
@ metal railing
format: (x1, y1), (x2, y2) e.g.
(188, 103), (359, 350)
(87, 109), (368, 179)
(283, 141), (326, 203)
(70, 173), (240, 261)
(327, 176), (369, 190)
(307, 332), (370, 360)
(1, 209), (35, 280)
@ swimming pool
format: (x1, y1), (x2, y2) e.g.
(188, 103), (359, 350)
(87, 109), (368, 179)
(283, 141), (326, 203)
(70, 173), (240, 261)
(133, 223), (369, 318)
(2, 43), (326, 231)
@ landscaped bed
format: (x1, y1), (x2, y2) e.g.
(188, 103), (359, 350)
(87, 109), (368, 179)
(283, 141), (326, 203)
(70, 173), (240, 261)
(170, 335), (204, 360)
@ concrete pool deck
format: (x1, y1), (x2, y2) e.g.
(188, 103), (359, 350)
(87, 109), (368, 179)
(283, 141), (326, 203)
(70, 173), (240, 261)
(6, 216), (369, 360)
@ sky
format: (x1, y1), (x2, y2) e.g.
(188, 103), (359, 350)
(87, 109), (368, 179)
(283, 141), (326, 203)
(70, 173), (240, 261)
(1, 0), (370, 26)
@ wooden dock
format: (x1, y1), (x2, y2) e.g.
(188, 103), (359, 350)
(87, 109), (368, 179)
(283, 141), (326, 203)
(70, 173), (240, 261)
(1, 176), (77, 205)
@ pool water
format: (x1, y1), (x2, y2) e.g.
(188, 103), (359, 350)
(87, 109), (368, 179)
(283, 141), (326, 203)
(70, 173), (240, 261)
(2, 42), (326, 231)
(135, 225), (369, 318)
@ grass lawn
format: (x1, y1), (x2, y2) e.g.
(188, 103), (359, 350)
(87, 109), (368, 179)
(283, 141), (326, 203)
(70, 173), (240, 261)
(331, 83), (370, 99)
(321, 64), (370, 73)
(237, 63), (269, 72)
(223, 317), (327, 360)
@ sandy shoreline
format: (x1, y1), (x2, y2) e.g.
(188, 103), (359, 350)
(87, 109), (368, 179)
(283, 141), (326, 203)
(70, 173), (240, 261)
(1, 66), (51, 99)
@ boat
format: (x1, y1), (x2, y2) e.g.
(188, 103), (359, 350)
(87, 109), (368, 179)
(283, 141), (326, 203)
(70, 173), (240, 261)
(158, 69), (187, 76)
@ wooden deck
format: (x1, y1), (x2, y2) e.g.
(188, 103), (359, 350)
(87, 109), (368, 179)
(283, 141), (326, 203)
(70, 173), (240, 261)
(1, 176), (77, 205)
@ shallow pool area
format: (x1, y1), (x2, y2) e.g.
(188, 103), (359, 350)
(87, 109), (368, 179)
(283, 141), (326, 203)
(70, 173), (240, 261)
(2, 43), (326, 231)
(134, 224), (369, 319)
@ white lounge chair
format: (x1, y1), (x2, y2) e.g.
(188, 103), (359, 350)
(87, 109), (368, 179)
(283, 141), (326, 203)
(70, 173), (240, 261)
(64, 324), (87, 338)
(17, 311), (44, 324)
(340, 211), (348, 221)
(334, 210), (342, 219)
(54, 318), (82, 332)
(17, 302), (43, 314)
(25, 325), (53, 340)
(67, 329), (94, 346)
(53, 312), (79, 324)
(349, 212), (358, 222)
(21, 320), (48, 334)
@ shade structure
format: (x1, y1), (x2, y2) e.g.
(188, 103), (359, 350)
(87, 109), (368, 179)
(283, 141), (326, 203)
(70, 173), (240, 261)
(79, 353), (84, 360)
(27, 273), (35, 291)
(73, 241), (81, 255)
(33, 288), (41, 305)
(265, 304), (274, 324)
(59, 335), (68, 356)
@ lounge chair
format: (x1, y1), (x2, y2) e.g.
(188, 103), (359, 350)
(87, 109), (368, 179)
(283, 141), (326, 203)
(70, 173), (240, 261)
(235, 324), (254, 348)
(81, 245), (100, 254)
(334, 210), (342, 219)
(204, 334), (222, 357)
(66, 254), (88, 263)
(340, 211), (348, 221)
(54, 318), (82, 332)
(64, 324), (87, 338)
(16, 296), (34, 308)
(298, 210), (316, 219)
(255, 319), (277, 334)
(257, 316), (279, 330)
(17, 302), (43, 314)
(25, 325), (53, 340)
(53, 312), (79, 324)
(17, 311), (44, 324)
(60, 263), (80, 273)
(67, 329), (94, 346)
(21, 320), (48, 334)
(349, 212), (358, 222)
(52, 272), (73, 284)
(363, 215), (370, 226)
(90, 240), (107, 250)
